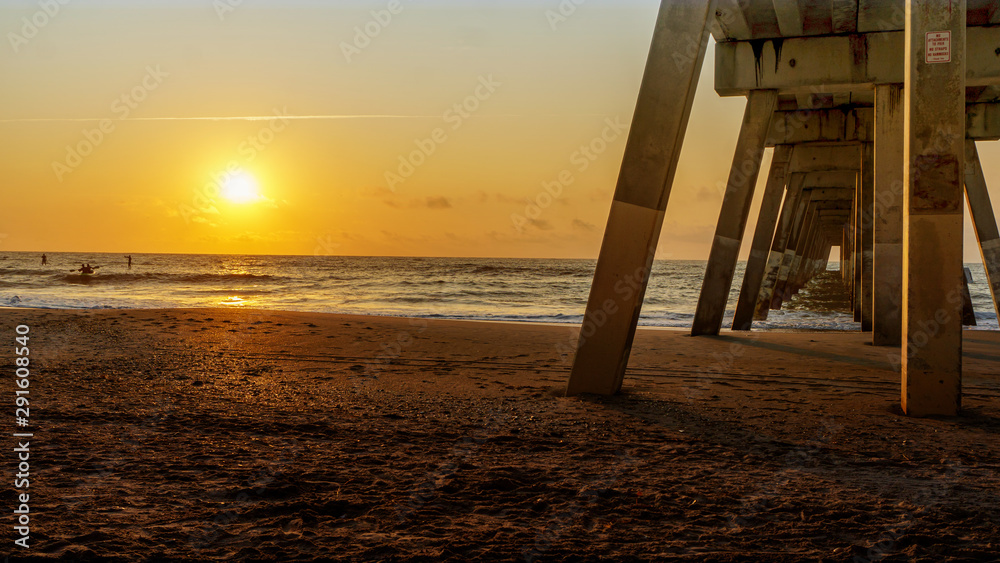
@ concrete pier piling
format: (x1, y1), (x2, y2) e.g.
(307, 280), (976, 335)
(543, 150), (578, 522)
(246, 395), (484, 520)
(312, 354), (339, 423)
(755, 172), (805, 321)
(901, 0), (966, 417)
(964, 140), (1000, 321)
(873, 84), (905, 347)
(733, 146), (791, 331)
(860, 142), (875, 332)
(566, 0), (713, 396)
(691, 90), (777, 336)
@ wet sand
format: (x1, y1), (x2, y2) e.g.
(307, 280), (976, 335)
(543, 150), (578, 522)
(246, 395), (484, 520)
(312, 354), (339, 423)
(4, 307), (1000, 561)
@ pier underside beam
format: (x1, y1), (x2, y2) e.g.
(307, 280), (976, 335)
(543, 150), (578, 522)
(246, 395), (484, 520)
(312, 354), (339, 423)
(715, 25), (1000, 97)
(790, 146), (862, 174)
(767, 102), (1000, 147)
(767, 108), (873, 147)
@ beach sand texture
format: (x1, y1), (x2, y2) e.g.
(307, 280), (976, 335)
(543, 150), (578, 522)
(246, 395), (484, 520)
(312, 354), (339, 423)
(6, 308), (1000, 561)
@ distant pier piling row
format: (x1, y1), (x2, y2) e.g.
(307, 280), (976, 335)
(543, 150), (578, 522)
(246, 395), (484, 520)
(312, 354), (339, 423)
(568, 0), (1000, 417)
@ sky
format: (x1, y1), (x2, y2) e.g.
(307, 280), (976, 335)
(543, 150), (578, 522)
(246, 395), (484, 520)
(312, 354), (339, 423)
(0, 0), (997, 261)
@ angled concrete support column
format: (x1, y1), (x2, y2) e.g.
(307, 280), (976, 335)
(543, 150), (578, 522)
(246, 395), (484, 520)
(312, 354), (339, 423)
(962, 268), (977, 326)
(807, 228), (828, 281)
(804, 213), (830, 282)
(873, 84), (905, 347)
(854, 173), (863, 322)
(755, 172), (805, 320)
(964, 140), (1000, 320)
(841, 228), (848, 280)
(775, 199), (818, 308)
(733, 145), (791, 331)
(848, 191), (857, 308)
(790, 205), (819, 292)
(791, 212), (818, 292)
(860, 143), (875, 332)
(772, 190), (813, 310)
(691, 89), (778, 336)
(844, 223), (854, 290)
(902, 0), (966, 417)
(566, 0), (713, 396)
(839, 237), (845, 278)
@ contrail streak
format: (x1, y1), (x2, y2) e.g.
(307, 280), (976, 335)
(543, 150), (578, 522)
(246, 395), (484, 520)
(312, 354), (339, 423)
(0, 113), (605, 123)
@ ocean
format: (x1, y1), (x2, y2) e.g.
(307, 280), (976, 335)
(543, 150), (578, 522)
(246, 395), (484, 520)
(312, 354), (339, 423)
(0, 252), (996, 331)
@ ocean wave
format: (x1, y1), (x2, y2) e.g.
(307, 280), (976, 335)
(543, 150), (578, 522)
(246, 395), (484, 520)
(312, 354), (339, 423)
(52, 272), (280, 284)
(465, 265), (542, 275)
(172, 288), (278, 297)
(0, 268), (55, 276)
(465, 265), (588, 278)
(385, 295), (454, 304)
(417, 312), (584, 324)
(157, 273), (280, 283)
(0, 281), (37, 289)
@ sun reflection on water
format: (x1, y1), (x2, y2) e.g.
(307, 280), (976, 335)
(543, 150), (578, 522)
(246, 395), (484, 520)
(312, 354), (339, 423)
(220, 296), (250, 307)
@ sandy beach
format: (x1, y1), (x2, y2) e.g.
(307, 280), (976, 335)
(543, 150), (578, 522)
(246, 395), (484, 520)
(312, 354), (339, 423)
(4, 308), (1000, 561)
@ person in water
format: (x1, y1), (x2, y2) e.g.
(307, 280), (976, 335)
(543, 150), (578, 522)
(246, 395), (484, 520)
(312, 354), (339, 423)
(41, 254), (47, 266)
(77, 263), (95, 275)
(126, 255), (132, 269)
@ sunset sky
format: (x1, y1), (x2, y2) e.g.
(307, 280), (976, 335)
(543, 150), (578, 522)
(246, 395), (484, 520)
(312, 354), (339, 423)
(1, 0), (997, 260)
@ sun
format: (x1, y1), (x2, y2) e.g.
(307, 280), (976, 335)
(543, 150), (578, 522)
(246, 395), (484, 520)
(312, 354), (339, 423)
(221, 171), (261, 204)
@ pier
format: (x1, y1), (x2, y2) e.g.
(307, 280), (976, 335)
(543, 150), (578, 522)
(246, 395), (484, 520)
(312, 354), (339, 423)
(568, 0), (1000, 417)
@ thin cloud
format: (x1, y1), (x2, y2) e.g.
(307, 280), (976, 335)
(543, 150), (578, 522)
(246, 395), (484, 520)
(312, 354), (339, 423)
(426, 197), (452, 210)
(383, 196), (453, 210)
(0, 113), (610, 124)
(0, 115), (441, 123)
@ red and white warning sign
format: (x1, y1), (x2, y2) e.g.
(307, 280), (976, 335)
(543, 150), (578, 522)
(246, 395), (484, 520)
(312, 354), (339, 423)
(926, 31), (952, 63)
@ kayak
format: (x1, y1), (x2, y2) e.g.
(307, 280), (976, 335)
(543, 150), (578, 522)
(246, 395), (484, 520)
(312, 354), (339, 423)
(66, 273), (97, 283)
